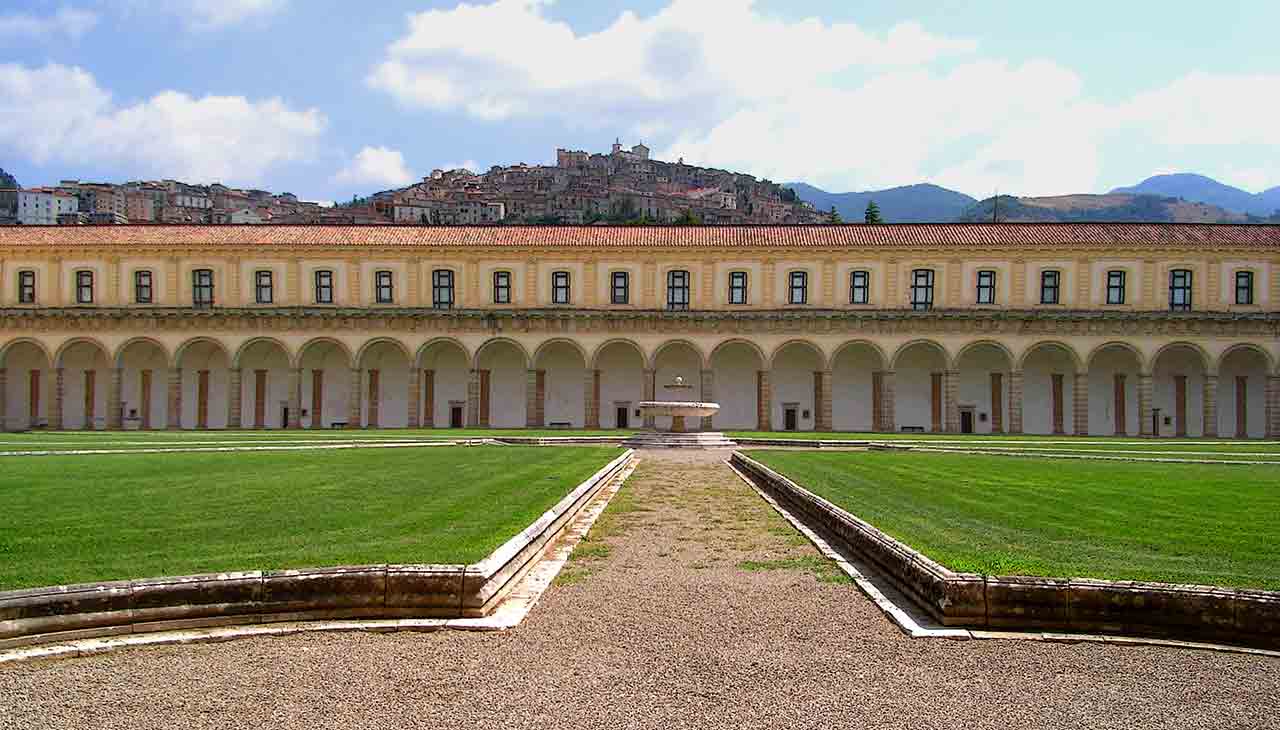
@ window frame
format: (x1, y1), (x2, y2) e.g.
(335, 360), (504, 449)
(1040, 270), (1061, 305)
(1169, 268), (1193, 311)
(75, 270), (94, 305)
(910, 268), (934, 311)
(17, 270), (36, 304)
(192, 268), (214, 308)
(728, 270), (748, 305)
(1235, 270), (1254, 306)
(551, 270), (571, 305)
(134, 270), (153, 304)
(493, 270), (512, 304)
(375, 270), (395, 305)
(1106, 270), (1126, 305)
(850, 270), (870, 305)
(431, 269), (453, 310)
(314, 269), (334, 305)
(254, 270), (274, 305)
(975, 270), (996, 305)
(611, 270), (630, 305)
(666, 269), (691, 311)
(788, 270), (808, 305)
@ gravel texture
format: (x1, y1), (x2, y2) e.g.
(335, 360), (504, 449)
(2, 450), (1277, 729)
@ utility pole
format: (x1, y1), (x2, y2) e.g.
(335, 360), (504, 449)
(992, 188), (999, 224)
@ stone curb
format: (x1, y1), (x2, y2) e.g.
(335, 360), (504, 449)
(0, 449), (636, 650)
(730, 451), (1280, 651)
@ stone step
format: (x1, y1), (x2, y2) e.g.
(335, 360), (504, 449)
(622, 432), (738, 450)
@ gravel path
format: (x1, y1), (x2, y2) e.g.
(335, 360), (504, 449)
(2, 450), (1277, 729)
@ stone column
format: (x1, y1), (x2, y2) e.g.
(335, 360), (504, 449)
(49, 368), (65, 431)
(1008, 370), (1024, 434)
(1050, 373), (1065, 434)
(526, 369), (544, 427)
(228, 368), (242, 429)
(757, 370), (771, 431)
(407, 368), (420, 428)
(165, 367), (181, 430)
(1202, 374), (1218, 438)
(1235, 376), (1248, 439)
(871, 371), (884, 432)
(0, 368), (6, 432)
(310, 369), (325, 429)
(944, 369), (959, 433)
(1266, 375), (1280, 438)
(107, 368), (123, 430)
(366, 369), (380, 429)
(423, 370), (436, 427)
(1113, 374), (1127, 436)
(467, 369), (481, 427)
(585, 369), (600, 429)
(816, 369), (833, 432)
(1138, 373), (1154, 437)
(882, 371), (895, 432)
(990, 372), (1004, 433)
(1073, 372), (1089, 436)
(287, 368), (302, 429)
(347, 368), (362, 428)
(930, 372), (943, 432)
(1174, 375), (1187, 437)
(643, 368), (656, 429)
(700, 368), (715, 431)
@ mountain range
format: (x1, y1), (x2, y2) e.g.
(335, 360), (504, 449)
(788, 173), (1280, 224)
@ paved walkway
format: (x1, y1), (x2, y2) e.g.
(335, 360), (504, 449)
(2, 451), (1277, 729)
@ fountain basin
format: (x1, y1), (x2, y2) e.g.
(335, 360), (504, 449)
(636, 401), (720, 419)
(623, 400), (736, 449)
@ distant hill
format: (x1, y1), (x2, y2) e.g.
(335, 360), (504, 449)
(958, 193), (1247, 223)
(1111, 173), (1279, 217)
(786, 182), (976, 223)
(0, 167), (16, 189)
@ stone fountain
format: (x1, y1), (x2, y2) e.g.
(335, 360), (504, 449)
(622, 376), (737, 449)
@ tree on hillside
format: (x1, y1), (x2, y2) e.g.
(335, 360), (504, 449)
(864, 200), (884, 224)
(676, 209), (701, 225)
(828, 206), (842, 224)
(0, 168), (17, 190)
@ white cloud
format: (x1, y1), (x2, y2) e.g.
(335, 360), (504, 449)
(0, 7), (98, 40)
(0, 63), (325, 184)
(1115, 72), (1279, 147)
(439, 160), (480, 173)
(116, 0), (286, 30)
(333, 146), (416, 188)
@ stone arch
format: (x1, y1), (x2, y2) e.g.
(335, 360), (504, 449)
(475, 337), (530, 428)
(709, 339), (767, 430)
(417, 337), (472, 429)
(831, 339), (889, 432)
(53, 336), (111, 369)
(594, 339), (646, 429)
(1216, 343), (1274, 375)
(768, 339), (828, 371)
(1020, 340), (1082, 435)
(1151, 341), (1211, 437)
(890, 339), (951, 371)
(890, 339), (951, 432)
(234, 337), (291, 429)
(1151, 341), (1212, 376)
(532, 337), (590, 369)
(175, 337), (234, 430)
(651, 340), (705, 430)
(1, 338), (55, 431)
(649, 339), (706, 370)
(953, 340), (1016, 435)
(473, 337), (531, 371)
(590, 338), (645, 371)
(297, 337), (354, 369)
(354, 337), (413, 428)
(1216, 343), (1272, 438)
(297, 338), (354, 429)
(770, 340), (827, 432)
(113, 337), (170, 369)
(232, 337), (291, 370)
(355, 337), (412, 369)
(115, 338), (171, 429)
(955, 339), (1016, 368)
(53, 337), (112, 430)
(0, 337), (53, 369)
(531, 338), (589, 428)
(1087, 341), (1146, 374)
(1017, 340), (1084, 373)
(1087, 342), (1144, 436)
(416, 337), (471, 369)
(831, 339), (889, 370)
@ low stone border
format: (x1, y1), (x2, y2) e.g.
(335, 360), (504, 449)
(0, 449), (636, 651)
(730, 452), (1280, 650)
(733, 437), (871, 448)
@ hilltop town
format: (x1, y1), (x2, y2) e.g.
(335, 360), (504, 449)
(0, 142), (828, 226)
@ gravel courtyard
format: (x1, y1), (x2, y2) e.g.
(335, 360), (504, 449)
(2, 451), (1277, 729)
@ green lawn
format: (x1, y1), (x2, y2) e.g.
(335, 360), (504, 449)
(750, 450), (1280, 589)
(728, 431), (1280, 456)
(0, 445), (621, 590)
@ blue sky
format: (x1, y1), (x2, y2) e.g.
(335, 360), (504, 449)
(2, 0), (1277, 202)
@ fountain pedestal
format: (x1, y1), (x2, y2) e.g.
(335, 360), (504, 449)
(622, 400), (737, 449)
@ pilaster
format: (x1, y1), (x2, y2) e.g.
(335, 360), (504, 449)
(287, 368), (302, 429)
(762, 261), (775, 307)
(228, 368), (242, 428)
(525, 264), (539, 307)
(944, 369), (959, 432)
(990, 372), (1004, 433)
(1076, 258), (1090, 305)
(407, 260), (421, 307)
(1202, 374), (1218, 438)
(946, 260), (962, 308)
(348, 368), (362, 428)
(166, 257), (180, 305)
(700, 368), (715, 431)
(1008, 369), (1023, 434)
(108, 257), (122, 306)
(228, 258), (241, 305)
(820, 259), (835, 308)
(107, 367), (123, 429)
(1141, 259), (1156, 309)
(817, 369), (833, 432)
(0, 368), (6, 432)
(584, 261), (597, 308)
(643, 368), (656, 428)
(407, 368), (421, 428)
(882, 370), (895, 431)
(51, 368), (65, 430)
(348, 259), (362, 306)
(286, 259), (300, 305)
(166, 367), (181, 430)
(1138, 373), (1154, 436)
(1011, 258), (1026, 306)
(526, 369), (543, 427)
(422, 369), (435, 427)
(757, 370), (771, 431)
(885, 259), (899, 307)
(642, 261), (657, 308)
(1073, 371), (1089, 436)
(467, 369), (481, 427)
(466, 260), (480, 308)
(1267, 375), (1280, 438)
(585, 369), (600, 428)
(701, 261), (716, 310)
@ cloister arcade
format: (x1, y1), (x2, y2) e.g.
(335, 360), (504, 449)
(2, 332), (1276, 438)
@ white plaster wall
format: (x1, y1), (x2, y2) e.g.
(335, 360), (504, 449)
(1217, 352), (1268, 438)
(362, 347), (409, 428)
(3, 344), (51, 429)
(481, 344), (527, 427)
(831, 346), (879, 431)
(421, 345), (469, 427)
(300, 346), (350, 428)
(771, 346), (820, 431)
(1087, 348), (1141, 435)
(179, 345), (229, 429)
(1153, 348), (1205, 437)
(239, 345), (290, 428)
(1022, 347), (1076, 435)
(711, 344), (760, 429)
(540, 345), (585, 427)
(653, 345), (701, 430)
(60, 345), (110, 429)
(596, 344), (643, 429)
(119, 345), (167, 428)
(894, 346), (945, 431)
(956, 347), (1010, 434)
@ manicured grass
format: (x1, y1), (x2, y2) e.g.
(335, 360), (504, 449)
(751, 450), (1280, 589)
(728, 431), (1280, 455)
(0, 445), (622, 590)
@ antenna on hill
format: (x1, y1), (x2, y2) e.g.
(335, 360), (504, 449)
(992, 188), (999, 224)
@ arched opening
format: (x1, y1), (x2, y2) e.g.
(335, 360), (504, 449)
(1021, 342), (1080, 435)
(297, 339), (353, 429)
(476, 340), (528, 428)
(770, 341), (824, 432)
(176, 339), (230, 430)
(710, 341), (764, 430)
(418, 340), (470, 429)
(893, 341), (948, 432)
(357, 340), (411, 428)
(954, 342), (1013, 434)
(1088, 344), (1142, 436)
(533, 340), (588, 428)
(1217, 346), (1270, 438)
(236, 339), (290, 429)
(832, 341), (886, 433)
(651, 341), (703, 431)
(593, 340), (644, 430)
(117, 339), (168, 430)
(1152, 344), (1208, 438)
(57, 340), (111, 430)
(2, 341), (53, 431)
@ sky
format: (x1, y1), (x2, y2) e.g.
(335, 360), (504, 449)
(1, 0), (1277, 203)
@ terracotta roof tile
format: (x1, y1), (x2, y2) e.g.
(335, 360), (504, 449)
(0, 223), (1276, 249)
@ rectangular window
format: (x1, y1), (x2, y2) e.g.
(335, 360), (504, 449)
(192, 269), (214, 307)
(788, 271), (808, 305)
(850, 270), (869, 305)
(1169, 269), (1192, 311)
(552, 271), (571, 304)
(1106, 270), (1126, 305)
(1235, 270), (1254, 305)
(729, 271), (748, 305)
(493, 271), (511, 304)
(1040, 270), (1060, 305)
(667, 270), (690, 311)
(75, 270), (94, 304)
(255, 270), (273, 304)
(431, 269), (452, 309)
(611, 271), (629, 304)
(135, 270), (153, 304)
(18, 270), (36, 304)
(976, 270), (996, 304)
(376, 270), (395, 304)
(910, 269), (934, 311)
(314, 270), (334, 304)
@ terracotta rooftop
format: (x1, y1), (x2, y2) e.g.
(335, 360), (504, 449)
(0, 222), (1277, 249)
